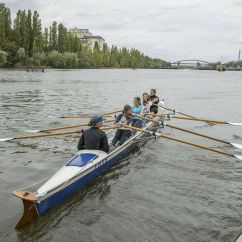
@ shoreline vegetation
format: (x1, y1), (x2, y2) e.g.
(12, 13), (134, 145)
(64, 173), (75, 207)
(0, 3), (170, 69)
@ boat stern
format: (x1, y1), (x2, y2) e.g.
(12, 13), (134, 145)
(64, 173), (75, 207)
(12, 190), (39, 229)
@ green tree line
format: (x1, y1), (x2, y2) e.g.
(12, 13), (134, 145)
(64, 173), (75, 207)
(0, 3), (170, 69)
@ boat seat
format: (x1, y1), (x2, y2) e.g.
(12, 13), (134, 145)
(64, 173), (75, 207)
(66, 153), (98, 167)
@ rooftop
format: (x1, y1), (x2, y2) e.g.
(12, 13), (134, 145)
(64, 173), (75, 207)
(81, 35), (105, 40)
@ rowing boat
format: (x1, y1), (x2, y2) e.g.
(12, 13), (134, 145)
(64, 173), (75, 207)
(13, 103), (165, 229)
(230, 228), (242, 242)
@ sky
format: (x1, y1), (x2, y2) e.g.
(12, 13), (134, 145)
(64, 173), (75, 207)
(4, 0), (242, 62)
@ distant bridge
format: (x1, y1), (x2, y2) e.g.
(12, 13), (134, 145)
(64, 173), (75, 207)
(171, 59), (210, 66)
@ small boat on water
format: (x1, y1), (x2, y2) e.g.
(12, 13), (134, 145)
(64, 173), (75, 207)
(216, 64), (226, 72)
(13, 104), (165, 229)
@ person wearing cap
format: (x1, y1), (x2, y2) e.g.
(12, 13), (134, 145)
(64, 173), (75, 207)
(77, 116), (109, 153)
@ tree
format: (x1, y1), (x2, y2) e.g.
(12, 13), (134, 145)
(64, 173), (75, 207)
(57, 23), (67, 53)
(19, 11), (28, 51)
(102, 43), (108, 53)
(33, 52), (45, 66)
(50, 21), (57, 50)
(93, 41), (100, 52)
(0, 3), (170, 69)
(43, 27), (48, 52)
(32, 11), (43, 54)
(17, 47), (25, 64)
(0, 3), (12, 44)
(46, 50), (62, 67)
(27, 9), (32, 55)
(0, 50), (7, 66)
(13, 10), (21, 48)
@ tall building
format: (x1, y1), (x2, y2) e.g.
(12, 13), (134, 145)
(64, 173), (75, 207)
(70, 28), (105, 51)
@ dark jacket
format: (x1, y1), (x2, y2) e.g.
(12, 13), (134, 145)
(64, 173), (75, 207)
(150, 95), (159, 113)
(77, 127), (109, 153)
(150, 95), (159, 104)
(115, 113), (132, 124)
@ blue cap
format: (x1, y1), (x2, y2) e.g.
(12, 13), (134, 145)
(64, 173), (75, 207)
(90, 115), (105, 124)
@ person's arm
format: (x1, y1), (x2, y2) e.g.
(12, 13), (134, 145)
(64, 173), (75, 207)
(152, 98), (159, 104)
(77, 132), (85, 150)
(100, 133), (109, 153)
(115, 114), (123, 124)
(140, 105), (145, 116)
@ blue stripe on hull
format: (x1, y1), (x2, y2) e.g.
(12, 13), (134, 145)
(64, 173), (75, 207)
(36, 142), (138, 215)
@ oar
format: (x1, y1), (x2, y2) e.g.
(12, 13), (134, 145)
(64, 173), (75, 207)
(59, 114), (115, 119)
(146, 113), (242, 126)
(59, 109), (122, 119)
(169, 116), (242, 126)
(136, 115), (242, 150)
(0, 126), (117, 142)
(25, 119), (115, 133)
(121, 124), (242, 161)
(161, 106), (215, 125)
(166, 124), (242, 150)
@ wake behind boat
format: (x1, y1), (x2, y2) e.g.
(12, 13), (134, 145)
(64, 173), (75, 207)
(13, 105), (165, 228)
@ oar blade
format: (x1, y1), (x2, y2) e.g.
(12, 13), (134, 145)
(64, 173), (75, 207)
(234, 155), (242, 161)
(24, 130), (43, 133)
(231, 143), (242, 150)
(0, 137), (14, 142)
(227, 122), (242, 126)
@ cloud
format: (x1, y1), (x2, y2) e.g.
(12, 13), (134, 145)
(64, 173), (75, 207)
(3, 0), (242, 62)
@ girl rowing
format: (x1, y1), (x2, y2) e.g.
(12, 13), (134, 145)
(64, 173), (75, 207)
(111, 105), (132, 146)
(142, 92), (152, 113)
(149, 89), (159, 114)
(131, 97), (144, 128)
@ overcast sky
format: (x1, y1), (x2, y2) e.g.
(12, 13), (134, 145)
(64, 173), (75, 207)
(4, 0), (242, 62)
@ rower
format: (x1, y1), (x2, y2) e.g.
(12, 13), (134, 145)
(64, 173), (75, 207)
(149, 89), (159, 114)
(77, 116), (109, 153)
(131, 97), (144, 128)
(111, 105), (132, 146)
(142, 92), (152, 113)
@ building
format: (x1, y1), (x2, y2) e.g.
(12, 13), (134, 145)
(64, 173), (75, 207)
(70, 28), (105, 51)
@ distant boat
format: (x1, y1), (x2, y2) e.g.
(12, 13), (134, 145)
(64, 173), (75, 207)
(216, 64), (226, 72)
(234, 66), (241, 71)
(26, 68), (45, 73)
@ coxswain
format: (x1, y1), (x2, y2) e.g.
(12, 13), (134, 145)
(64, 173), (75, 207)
(77, 116), (109, 153)
(111, 105), (132, 146)
(131, 97), (144, 128)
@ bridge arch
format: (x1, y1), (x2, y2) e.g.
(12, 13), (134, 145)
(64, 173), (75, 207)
(171, 59), (210, 65)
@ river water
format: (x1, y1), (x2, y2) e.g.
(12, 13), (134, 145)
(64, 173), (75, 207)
(0, 69), (242, 242)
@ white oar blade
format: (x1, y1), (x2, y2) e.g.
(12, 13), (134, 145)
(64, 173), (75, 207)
(234, 155), (242, 161)
(231, 143), (242, 150)
(24, 130), (42, 133)
(0, 138), (14, 142)
(227, 122), (242, 126)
